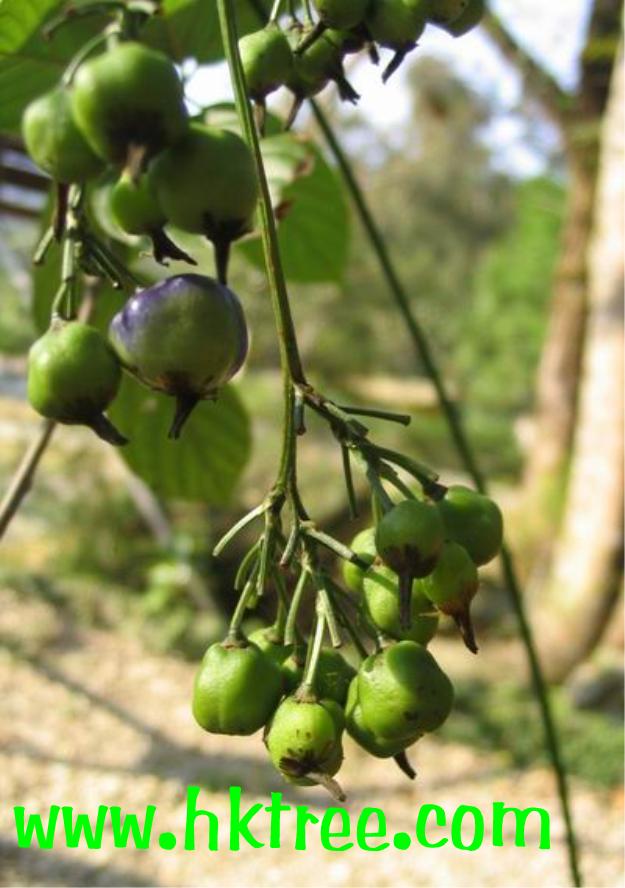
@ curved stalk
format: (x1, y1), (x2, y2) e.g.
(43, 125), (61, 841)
(310, 100), (582, 888)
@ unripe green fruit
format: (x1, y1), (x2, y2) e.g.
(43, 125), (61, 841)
(443, 0), (484, 35)
(286, 29), (342, 98)
(436, 484), (503, 566)
(239, 25), (293, 101)
(421, 540), (479, 652)
(345, 678), (421, 758)
(264, 695), (344, 788)
(71, 42), (188, 165)
(22, 88), (103, 184)
(363, 564), (439, 645)
(110, 172), (165, 235)
(314, 0), (369, 30)
(149, 124), (258, 243)
(342, 526), (377, 593)
(428, 0), (468, 24)
(357, 641), (454, 740)
(366, 0), (428, 49)
(281, 647), (355, 705)
(28, 319), (125, 445)
(109, 274), (248, 439)
(192, 640), (283, 735)
(375, 499), (444, 627)
(375, 499), (445, 579)
(248, 626), (293, 667)
(108, 172), (196, 266)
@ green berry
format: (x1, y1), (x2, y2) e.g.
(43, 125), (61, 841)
(264, 695), (344, 791)
(149, 124), (258, 244)
(28, 319), (125, 445)
(314, 0), (369, 30)
(363, 564), (439, 644)
(22, 88), (103, 184)
(345, 678), (422, 758)
(71, 42), (188, 166)
(239, 25), (293, 101)
(436, 484), (503, 566)
(443, 0), (485, 35)
(342, 526), (377, 593)
(110, 172), (165, 235)
(357, 641), (454, 740)
(421, 540), (479, 653)
(192, 639), (283, 735)
(366, 0), (428, 49)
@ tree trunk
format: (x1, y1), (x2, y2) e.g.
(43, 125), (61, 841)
(523, 154), (595, 511)
(522, 0), (621, 529)
(540, 47), (624, 683)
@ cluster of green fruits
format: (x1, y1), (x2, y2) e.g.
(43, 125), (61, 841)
(27, 273), (249, 441)
(22, 39), (259, 274)
(240, 0), (485, 121)
(192, 485), (501, 796)
(22, 37), (263, 439)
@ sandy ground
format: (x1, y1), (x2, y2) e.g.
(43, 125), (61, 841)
(0, 584), (623, 888)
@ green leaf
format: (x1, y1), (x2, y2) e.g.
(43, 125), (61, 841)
(0, 7), (107, 134)
(109, 375), (251, 504)
(0, 0), (60, 54)
(143, 0), (270, 63)
(239, 143), (350, 284)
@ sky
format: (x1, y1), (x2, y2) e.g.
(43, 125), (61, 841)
(185, 0), (594, 177)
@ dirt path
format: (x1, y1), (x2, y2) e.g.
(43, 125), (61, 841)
(0, 585), (623, 888)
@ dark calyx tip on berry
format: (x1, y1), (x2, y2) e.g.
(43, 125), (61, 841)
(168, 394), (200, 440)
(88, 413), (128, 447)
(398, 570), (414, 630)
(453, 607), (479, 655)
(336, 74), (360, 104)
(382, 46), (413, 84)
(393, 750), (417, 781)
(150, 229), (197, 267)
(285, 95), (304, 131)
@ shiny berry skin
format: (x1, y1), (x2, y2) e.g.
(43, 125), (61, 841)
(436, 484), (503, 566)
(28, 319), (126, 445)
(148, 124), (258, 243)
(342, 526), (377, 593)
(192, 640), (283, 735)
(239, 25), (294, 101)
(363, 564), (439, 644)
(22, 88), (103, 184)
(109, 274), (248, 438)
(70, 42), (188, 166)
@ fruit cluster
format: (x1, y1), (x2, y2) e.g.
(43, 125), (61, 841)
(193, 484), (502, 797)
(240, 0), (485, 123)
(22, 30), (258, 439)
(18, 2), (502, 802)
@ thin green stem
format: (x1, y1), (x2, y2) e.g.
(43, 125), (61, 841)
(217, 0), (306, 389)
(228, 563), (260, 637)
(284, 566), (310, 645)
(311, 100), (582, 888)
(301, 604), (326, 693)
(339, 405), (411, 426)
(213, 502), (267, 556)
(269, 0), (285, 22)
